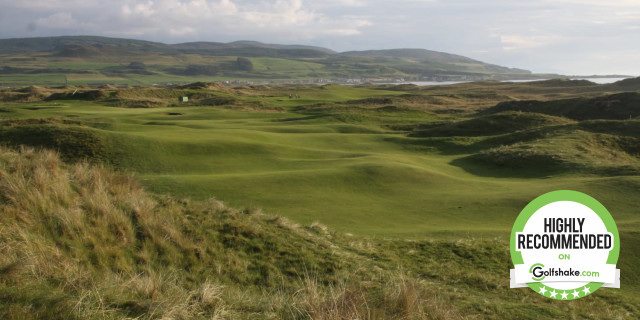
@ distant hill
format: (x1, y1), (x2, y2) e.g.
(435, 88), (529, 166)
(174, 40), (336, 53)
(342, 48), (473, 61)
(0, 36), (170, 54)
(0, 35), (546, 86)
(341, 48), (531, 75)
(0, 36), (334, 58)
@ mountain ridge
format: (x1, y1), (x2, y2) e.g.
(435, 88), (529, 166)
(0, 35), (525, 70)
(0, 35), (552, 86)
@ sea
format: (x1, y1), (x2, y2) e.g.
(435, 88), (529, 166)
(389, 77), (631, 86)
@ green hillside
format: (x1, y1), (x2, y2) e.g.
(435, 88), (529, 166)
(0, 36), (170, 54)
(0, 36), (549, 86)
(341, 48), (530, 75)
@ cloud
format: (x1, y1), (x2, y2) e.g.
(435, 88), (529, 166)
(241, 0), (315, 27)
(35, 12), (84, 29)
(337, 0), (368, 6)
(1, 0), (640, 75)
(2, 0), (100, 11)
(544, 0), (640, 7)
(169, 26), (196, 36)
(0, 0), (372, 42)
(121, 1), (156, 18)
(500, 35), (564, 51)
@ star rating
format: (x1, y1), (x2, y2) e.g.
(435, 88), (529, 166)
(539, 286), (548, 295)
(534, 285), (593, 300)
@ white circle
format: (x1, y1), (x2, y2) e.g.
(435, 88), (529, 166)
(520, 201), (611, 290)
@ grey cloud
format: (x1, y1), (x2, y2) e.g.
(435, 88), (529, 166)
(0, 0), (638, 75)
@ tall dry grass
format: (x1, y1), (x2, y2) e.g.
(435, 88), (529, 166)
(0, 146), (228, 319)
(3, 146), (617, 319)
(0, 146), (470, 319)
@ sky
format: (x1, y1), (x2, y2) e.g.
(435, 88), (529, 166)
(0, 0), (639, 75)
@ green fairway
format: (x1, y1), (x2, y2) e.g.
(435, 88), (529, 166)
(1, 82), (639, 239)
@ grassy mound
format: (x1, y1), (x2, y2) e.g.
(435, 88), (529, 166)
(523, 78), (596, 87)
(107, 88), (189, 108)
(484, 92), (640, 120)
(578, 119), (640, 139)
(0, 121), (111, 162)
(606, 76), (640, 90)
(0, 147), (353, 319)
(0, 86), (53, 102)
(188, 92), (237, 106)
(46, 90), (111, 101)
(469, 130), (640, 175)
(411, 112), (572, 137)
(1, 147), (638, 319)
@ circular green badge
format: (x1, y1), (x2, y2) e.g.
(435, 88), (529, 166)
(510, 190), (619, 300)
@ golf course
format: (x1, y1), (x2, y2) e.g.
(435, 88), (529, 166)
(1, 78), (639, 318)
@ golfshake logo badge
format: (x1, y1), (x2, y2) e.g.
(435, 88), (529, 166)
(510, 191), (620, 300)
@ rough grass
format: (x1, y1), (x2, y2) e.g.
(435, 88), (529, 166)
(1, 147), (638, 319)
(470, 130), (640, 174)
(484, 92), (640, 120)
(410, 111), (573, 137)
(0, 123), (111, 162)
